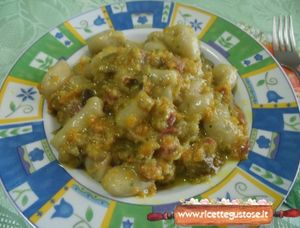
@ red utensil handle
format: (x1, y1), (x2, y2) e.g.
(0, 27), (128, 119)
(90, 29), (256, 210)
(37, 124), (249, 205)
(147, 212), (173, 221)
(274, 209), (300, 218)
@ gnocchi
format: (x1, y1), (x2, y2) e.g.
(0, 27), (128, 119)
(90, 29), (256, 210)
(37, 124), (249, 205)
(40, 25), (248, 197)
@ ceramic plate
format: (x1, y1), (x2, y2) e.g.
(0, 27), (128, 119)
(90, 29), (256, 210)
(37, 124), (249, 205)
(0, 1), (300, 227)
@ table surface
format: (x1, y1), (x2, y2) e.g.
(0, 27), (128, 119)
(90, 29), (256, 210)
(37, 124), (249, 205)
(0, 0), (299, 227)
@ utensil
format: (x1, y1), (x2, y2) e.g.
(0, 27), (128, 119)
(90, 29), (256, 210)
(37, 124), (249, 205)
(273, 15), (300, 78)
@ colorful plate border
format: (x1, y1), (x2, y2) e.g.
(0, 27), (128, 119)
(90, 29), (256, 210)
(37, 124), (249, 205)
(0, 1), (300, 227)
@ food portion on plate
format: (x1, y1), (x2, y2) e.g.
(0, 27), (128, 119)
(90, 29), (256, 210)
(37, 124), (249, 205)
(39, 24), (249, 197)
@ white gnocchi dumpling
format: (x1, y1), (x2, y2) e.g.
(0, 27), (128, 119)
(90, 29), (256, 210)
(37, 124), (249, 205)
(115, 91), (153, 129)
(87, 30), (125, 55)
(51, 96), (104, 149)
(39, 60), (71, 98)
(85, 154), (111, 181)
(213, 64), (237, 90)
(179, 77), (213, 114)
(203, 102), (244, 147)
(162, 24), (201, 60)
(101, 166), (155, 197)
(143, 40), (167, 51)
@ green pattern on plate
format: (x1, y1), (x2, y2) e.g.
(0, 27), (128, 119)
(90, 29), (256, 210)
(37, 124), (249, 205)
(234, 181), (267, 200)
(10, 24), (84, 83)
(202, 17), (274, 75)
(252, 165), (284, 186)
(284, 114), (300, 131)
(108, 202), (156, 228)
(11, 189), (31, 207)
(0, 125), (32, 139)
(41, 139), (56, 161)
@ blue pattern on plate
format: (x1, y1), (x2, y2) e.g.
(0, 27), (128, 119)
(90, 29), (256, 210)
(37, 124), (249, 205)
(51, 198), (73, 218)
(217, 192), (231, 201)
(256, 136), (271, 149)
(252, 107), (299, 131)
(64, 40), (71, 46)
(266, 90), (284, 103)
(17, 146), (32, 174)
(190, 19), (202, 32)
(254, 53), (263, 61)
(28, 148), (44, 161)
(23, 162), (71, 217)
(137, 15), (148, 24)
(0, 122), (45, 190)
(16, 87), (37, 101)
(93, 15), (106, 26)
(105, 1), (174, 30)
(122, 219), (134, 228)
(0, 121), (72, 217)
(55, 32), (63, 39)
(243, 59), (251, 66)
(72, 184), (108, 207)
(238, 107), (300, 194)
